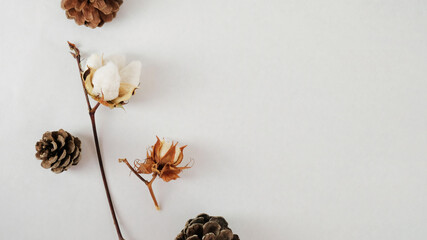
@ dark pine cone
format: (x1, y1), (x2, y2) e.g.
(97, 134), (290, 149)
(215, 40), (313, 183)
(176, 213), (240, 240)
(35, 129), (81, 174)
(61, 0), (124, 28)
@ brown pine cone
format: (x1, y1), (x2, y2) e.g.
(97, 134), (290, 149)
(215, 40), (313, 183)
(176, 214), (240, 240)
(35, 129), (82, 174)
(61, 0), (124, 28)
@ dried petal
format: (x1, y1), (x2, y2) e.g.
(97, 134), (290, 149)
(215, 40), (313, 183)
(137, 159), (155, 174)
(153, 137), (162, 162)
(109, 82), (138, 106)
(174, 146), (186, 165)
(159, 143), (176, 165)
(159, 164), (183, 182)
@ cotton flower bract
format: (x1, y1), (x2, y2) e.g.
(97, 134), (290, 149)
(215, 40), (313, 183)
(137, 137), (191, 182)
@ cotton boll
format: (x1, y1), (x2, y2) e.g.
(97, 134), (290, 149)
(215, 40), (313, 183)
(92, 62), (121, 101)
(119, 61), (141, 86)
(105, 55), (126, 70)
(86, 54), (103, 69)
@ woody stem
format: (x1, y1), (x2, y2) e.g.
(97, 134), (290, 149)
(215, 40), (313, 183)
(68, 42), (125, 240)
(120, 159), (160, 210)
(90, 102), (101, 114)
(147, 174), (160, 210)
(121, 158), (148, 184)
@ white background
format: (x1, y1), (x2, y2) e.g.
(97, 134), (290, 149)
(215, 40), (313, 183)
(0, 1), (426, 239)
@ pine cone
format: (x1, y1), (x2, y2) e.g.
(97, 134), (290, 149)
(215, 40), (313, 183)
(35, 129), (82, 174)
(61, 0), (124, 28)
(176, 214), (240, 240)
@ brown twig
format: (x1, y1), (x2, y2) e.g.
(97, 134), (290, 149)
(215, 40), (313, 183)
(90, 102), (101, 114)
(120, 158), (160, 210)
(119, 158), (148, 184)
(147, 173), (160, 210)
(68, 42), (125, 240)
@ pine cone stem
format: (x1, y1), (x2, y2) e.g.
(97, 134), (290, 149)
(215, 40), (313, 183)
(68, 42), (125, 240)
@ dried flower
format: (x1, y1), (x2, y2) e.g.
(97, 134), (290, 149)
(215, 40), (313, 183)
(83, 54), (141, 108)
(139, 137), (191, 182)
(119, 137), (192, 210)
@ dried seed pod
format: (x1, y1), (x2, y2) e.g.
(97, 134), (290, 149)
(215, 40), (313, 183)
(61, 0), (124, 28)
(119, 137), (192, 210)
(35, 129), (81, 173)
(176, 214), (240, 240)
(134, 137), (192, 182)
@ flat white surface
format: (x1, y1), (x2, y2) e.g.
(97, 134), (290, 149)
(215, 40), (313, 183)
(1, 1), (426, 239)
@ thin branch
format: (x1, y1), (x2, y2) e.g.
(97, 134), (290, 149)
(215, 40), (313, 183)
(119, 158), (160, 210)
(90, 102), (101, 114)
(68, 41), (91, 112)
(119, 158), (148, 184)
(147, 174), (160, 210)
(68, 42), (125, 240)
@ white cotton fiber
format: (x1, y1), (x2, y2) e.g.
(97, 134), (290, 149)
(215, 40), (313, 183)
(86, 54), (103, 69)
(119, 61), (141, 86)
(105, 55), (126, 70)
(91, 62), (121, 101)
